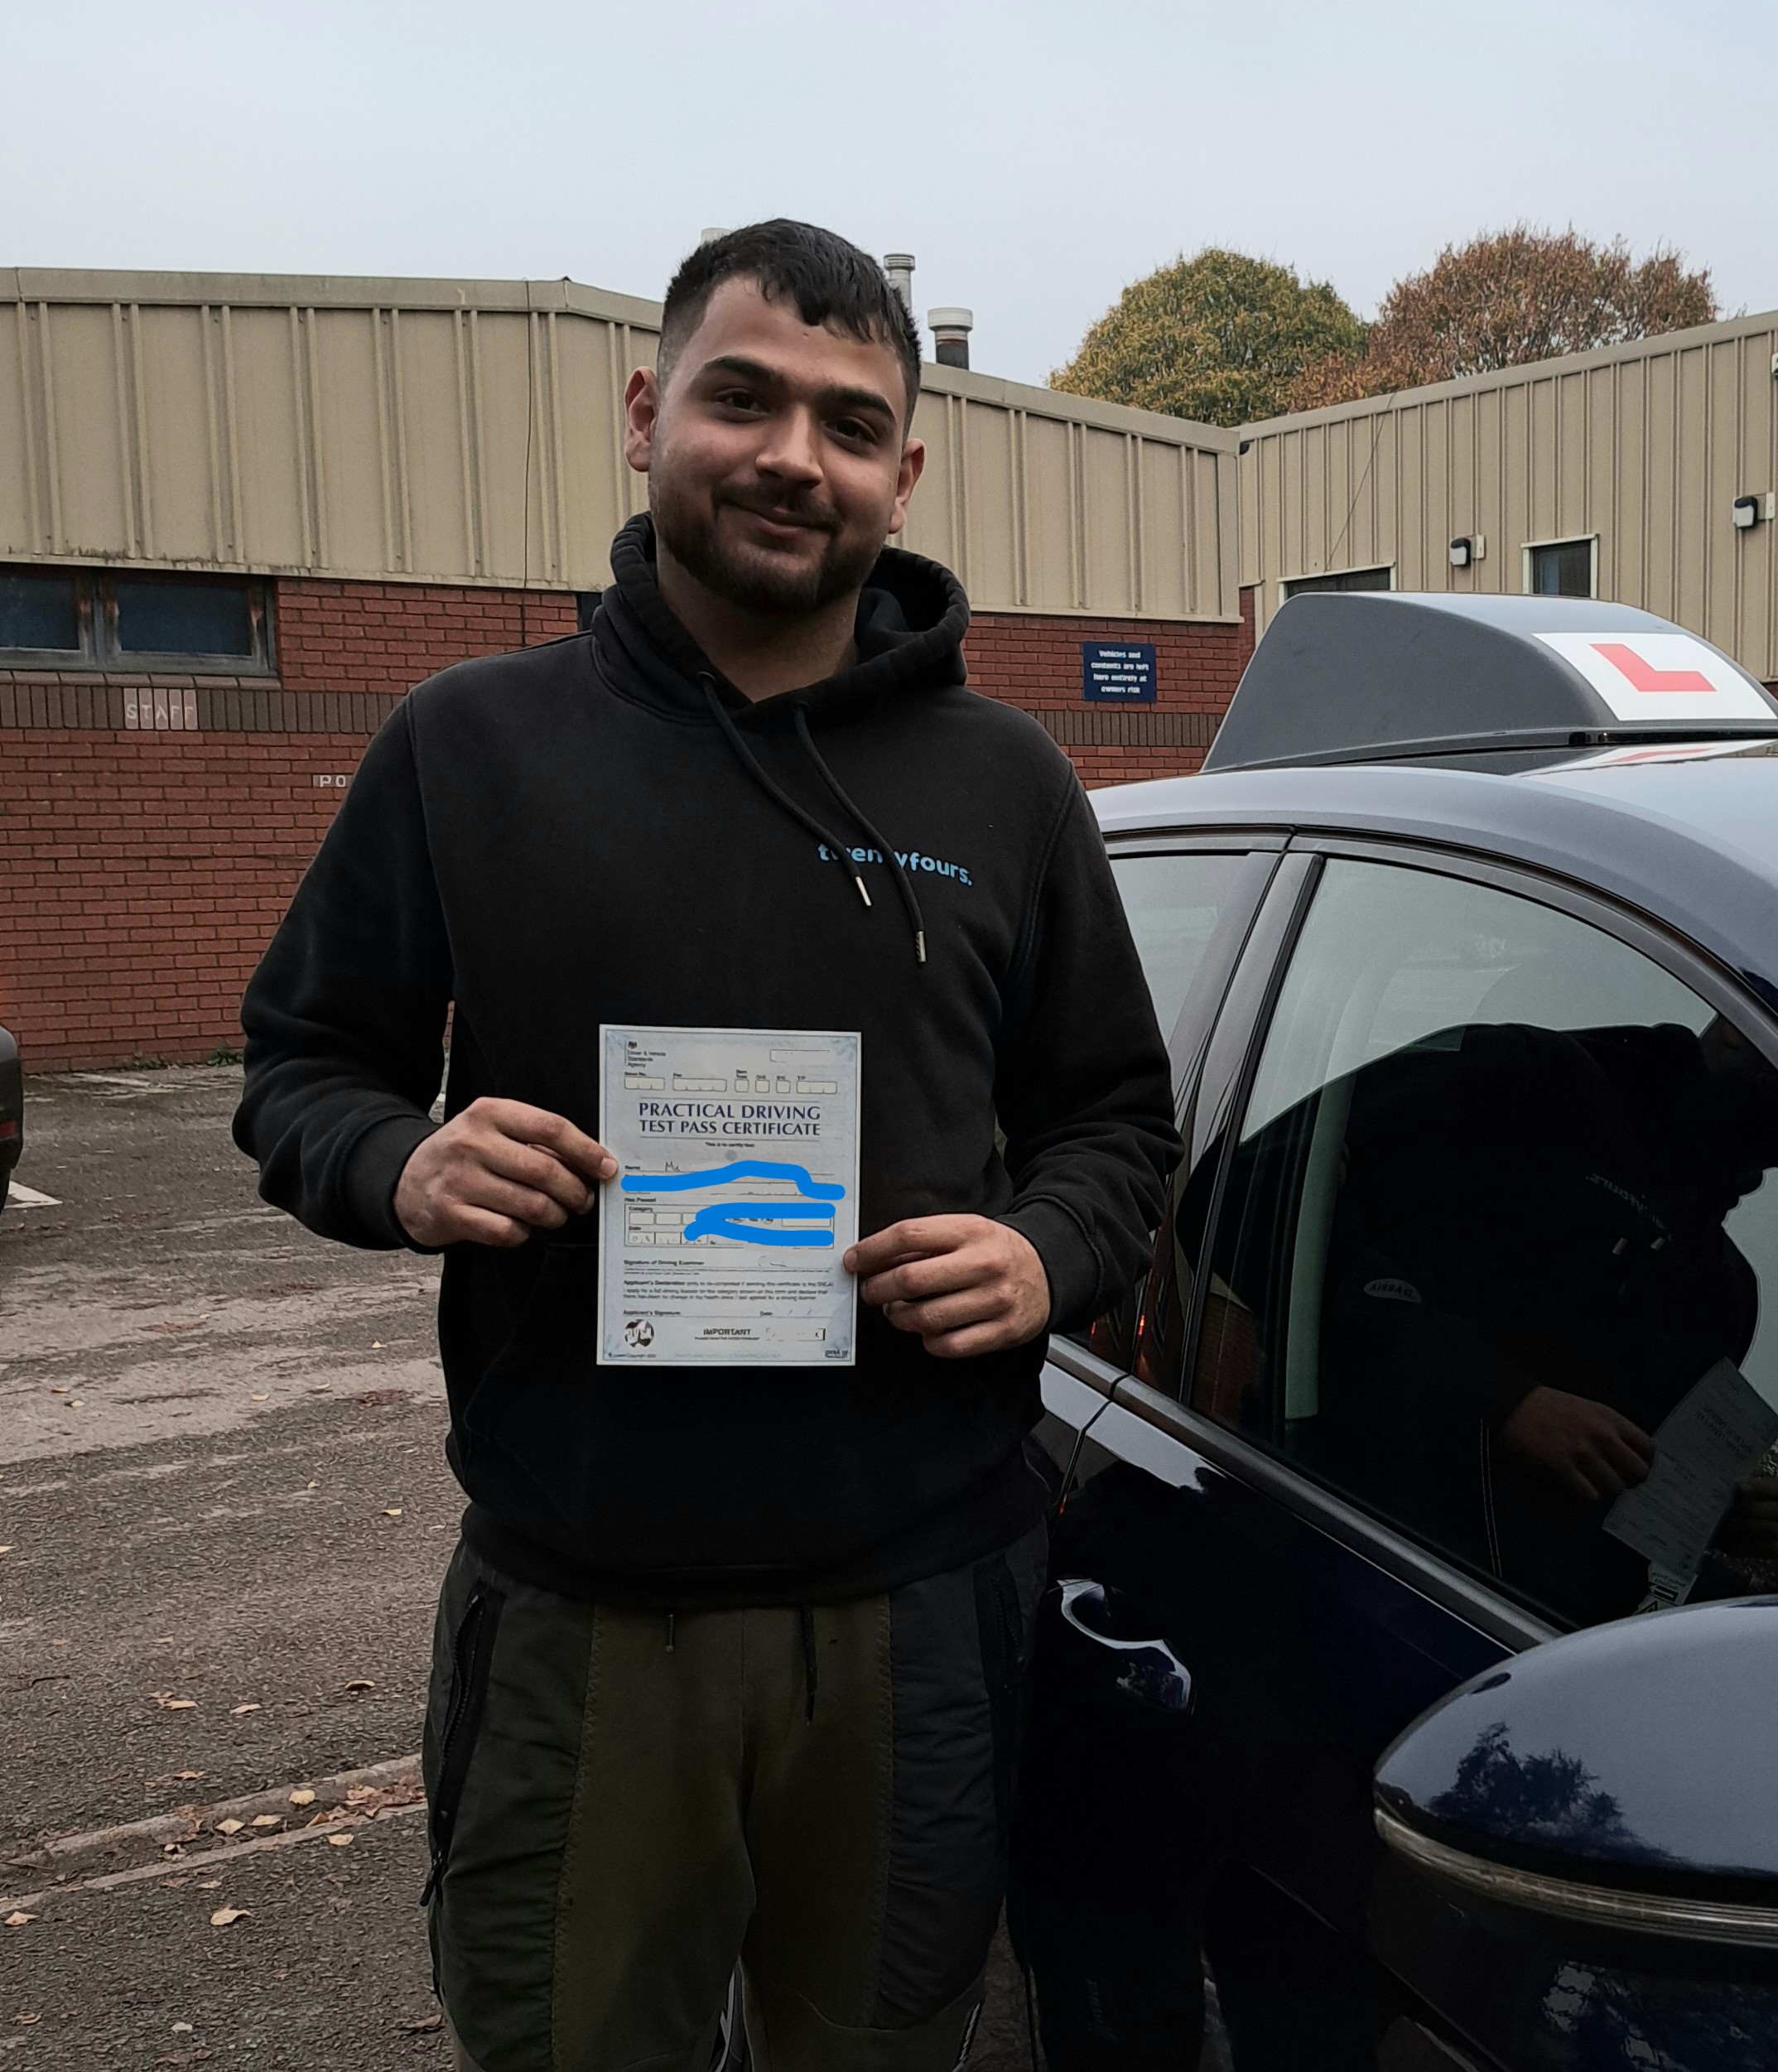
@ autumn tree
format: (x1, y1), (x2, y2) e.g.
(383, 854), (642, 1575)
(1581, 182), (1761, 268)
(1288, 227), (1718, 410)
(1050, 248), (1366, 428)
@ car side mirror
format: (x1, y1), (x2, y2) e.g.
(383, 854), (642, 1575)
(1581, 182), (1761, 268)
(1373, 1600), (1778, 1950)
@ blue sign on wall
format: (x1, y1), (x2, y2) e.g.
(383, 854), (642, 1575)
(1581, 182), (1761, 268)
(1082, 641), (1157, 704)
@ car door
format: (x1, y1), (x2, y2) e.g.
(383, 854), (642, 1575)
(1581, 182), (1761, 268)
(1036, 834), (1778, 2072)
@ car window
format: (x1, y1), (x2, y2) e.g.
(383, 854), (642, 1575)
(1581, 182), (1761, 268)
(1073, 850), (1270, 1369)
(1185, 856), (1778, 1631)
(1108, 851), (1268, 1063)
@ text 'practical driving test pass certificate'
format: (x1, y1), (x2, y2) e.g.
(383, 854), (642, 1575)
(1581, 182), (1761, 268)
(597, 1026), (861, 1366)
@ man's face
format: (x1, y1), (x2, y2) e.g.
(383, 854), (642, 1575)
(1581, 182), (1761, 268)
(625, 277), (923, 617)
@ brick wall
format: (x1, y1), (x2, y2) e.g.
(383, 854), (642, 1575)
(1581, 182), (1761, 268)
(1, 580), (579, 1072)
(0, 734), (378, 1072)
(966, 602), (1252, 787)
(276, 579), (578, 690)
(2, 576), (1248, 1070)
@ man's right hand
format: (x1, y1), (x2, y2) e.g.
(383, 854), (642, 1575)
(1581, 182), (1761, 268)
(1497, 1385), (1655, 1506)
(394, 1097), (616, 1249)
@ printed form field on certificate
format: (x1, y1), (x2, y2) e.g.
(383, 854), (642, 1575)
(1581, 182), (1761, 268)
(598, 1026), (860, 1366)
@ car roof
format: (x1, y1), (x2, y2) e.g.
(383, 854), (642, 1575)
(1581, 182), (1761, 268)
(1092, 740), (1778, 1015)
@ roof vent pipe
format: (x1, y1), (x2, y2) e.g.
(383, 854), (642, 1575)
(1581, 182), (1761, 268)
(929, 307), (973, 370)
(883, 253), (916, 320)
(698, 225), (730, 246)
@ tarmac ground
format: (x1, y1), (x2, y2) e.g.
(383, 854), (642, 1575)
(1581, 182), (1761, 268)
(0, 1065), (1053, 2069)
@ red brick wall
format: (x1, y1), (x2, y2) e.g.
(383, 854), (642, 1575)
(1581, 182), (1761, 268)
(0, 734), (378, 1072)
(1, 580), (579, 1072)
(966, 603), (1251, 786)
(276, 580), (578, 691)
(2, 578), (1249, 1070)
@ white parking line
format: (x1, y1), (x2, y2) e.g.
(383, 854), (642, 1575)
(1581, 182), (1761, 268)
(65, 1073), (178, 1094)
(6, 1183), (60, 1208)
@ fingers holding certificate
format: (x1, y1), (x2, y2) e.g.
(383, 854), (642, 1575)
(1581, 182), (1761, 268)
(598, 1026), (860, 1365)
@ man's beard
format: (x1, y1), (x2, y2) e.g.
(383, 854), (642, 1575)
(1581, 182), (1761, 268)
(652, 480), (880, 616)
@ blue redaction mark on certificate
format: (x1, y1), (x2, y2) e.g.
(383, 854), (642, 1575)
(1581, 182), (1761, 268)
(599, 1026), (861, 1366)
(619, 1160), (846, 1248)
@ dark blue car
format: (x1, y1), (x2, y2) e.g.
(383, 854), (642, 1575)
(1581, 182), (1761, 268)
(1017, 594), (1778, 2072)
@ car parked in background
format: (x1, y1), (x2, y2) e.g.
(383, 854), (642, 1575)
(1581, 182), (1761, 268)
(1015, 594), (1778, 2072)
(0, 1022), (22, 1212)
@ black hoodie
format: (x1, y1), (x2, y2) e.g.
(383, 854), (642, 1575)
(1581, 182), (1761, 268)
(234, 516), (1178, 1606)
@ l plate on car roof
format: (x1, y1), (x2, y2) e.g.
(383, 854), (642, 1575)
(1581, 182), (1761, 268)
(1202, 592), (1778, 773)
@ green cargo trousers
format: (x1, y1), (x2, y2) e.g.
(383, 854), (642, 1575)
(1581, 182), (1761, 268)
(422, 1520), (1046, 2072)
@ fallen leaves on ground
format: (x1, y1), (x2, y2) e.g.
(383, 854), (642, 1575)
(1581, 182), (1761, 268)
(229, 1702), (260, 1716)
(4, 1913), (35, 1928)
(209, 1906), (248, 1927)
(325, 1831), (354, 1848)
(401, 2012), (444, 2034)
(342, 1677), (376, 1692)
(250, 1814), (281, 1829)
(15, 2012), (40, 2026)
(288, 1789), (316, 1807)
(214, 1819), (243, 1836)
(150, 1693), (198, 1711)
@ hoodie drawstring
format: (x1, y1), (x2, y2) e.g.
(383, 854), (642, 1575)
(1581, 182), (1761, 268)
(792, 710), (928, 966)
(799, 1602), (818, 1723)
(698, 675), (927, 966)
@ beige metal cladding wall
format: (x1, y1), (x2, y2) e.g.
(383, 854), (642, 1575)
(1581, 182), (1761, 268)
(0, 270), (661, 590)
(900, 366), (1240, 620)
(1238, 311), (1778, 682)
(0, 267), (1240, 618)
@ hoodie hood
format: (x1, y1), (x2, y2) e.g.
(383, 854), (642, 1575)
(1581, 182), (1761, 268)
(595, 513), (973, 963)
(595, 512), (970, 730)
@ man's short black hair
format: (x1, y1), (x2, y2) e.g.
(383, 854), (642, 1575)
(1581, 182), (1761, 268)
(658, 219), (923, 422)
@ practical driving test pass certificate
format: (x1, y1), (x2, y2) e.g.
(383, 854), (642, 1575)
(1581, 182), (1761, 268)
(597, 1026), (860, 1366)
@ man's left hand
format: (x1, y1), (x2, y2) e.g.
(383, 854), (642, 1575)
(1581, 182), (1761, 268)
(846, 1217), (1051, 1360)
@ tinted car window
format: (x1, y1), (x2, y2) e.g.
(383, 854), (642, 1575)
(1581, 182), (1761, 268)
(1187, 857), (1778, 1630)
(1075, 850), (1269, 1368)
(1108, 851), (1259, 1057)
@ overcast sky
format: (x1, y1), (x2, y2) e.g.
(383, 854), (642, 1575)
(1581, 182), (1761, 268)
(7, 1), (1772, 388)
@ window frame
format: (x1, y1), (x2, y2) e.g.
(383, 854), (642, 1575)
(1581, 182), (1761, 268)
(0, 565), (276, 676)
(1165, 828), (1778, 1634)
(1520, 533), (1599, 600)
(1279, 564), (1395, 606)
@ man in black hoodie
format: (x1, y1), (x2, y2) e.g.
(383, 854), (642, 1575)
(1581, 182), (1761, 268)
(234, 221), (1177, 2072)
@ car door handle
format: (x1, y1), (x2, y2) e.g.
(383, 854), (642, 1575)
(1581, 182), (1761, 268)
(1056, 1578), (1194, 1716)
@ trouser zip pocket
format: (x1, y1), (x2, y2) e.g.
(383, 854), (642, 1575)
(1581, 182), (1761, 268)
(422, 1578), (507, 1907)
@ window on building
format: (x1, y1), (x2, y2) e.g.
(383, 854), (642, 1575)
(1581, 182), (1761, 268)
(0, 568), (83, 653)
(1182, 855), (1778, 1631)
(1283, 567), (1393, 599)
(0, 566), (273, 672)
(1527, 538), (1596, 599)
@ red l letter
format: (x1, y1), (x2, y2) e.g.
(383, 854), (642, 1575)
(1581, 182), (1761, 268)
(1592, 643), (1714, 694)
